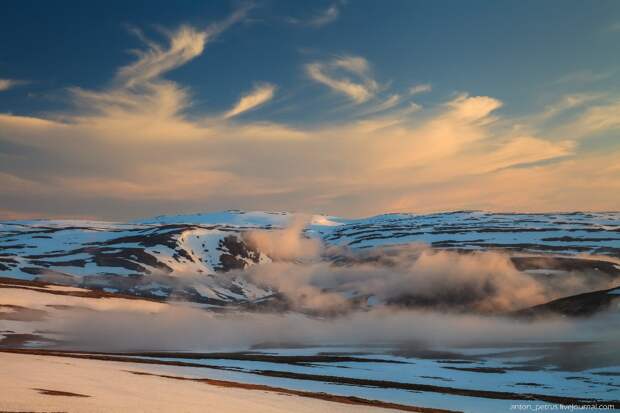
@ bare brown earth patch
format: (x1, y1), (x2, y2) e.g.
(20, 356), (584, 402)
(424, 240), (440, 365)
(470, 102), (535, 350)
(32, 388), (90, 398)
(514, 286), (620, 318)
(0, 277), (163, 302)
(244, 369), (620, 407)
(443, 366), (507, 374)
(593, 372), (620, 377)
(117, 351), (407, 366)
(0, 334), (56, 348)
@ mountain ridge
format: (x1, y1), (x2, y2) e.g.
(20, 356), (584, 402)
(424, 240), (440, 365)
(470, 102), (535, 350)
(1, 210), (619, 310)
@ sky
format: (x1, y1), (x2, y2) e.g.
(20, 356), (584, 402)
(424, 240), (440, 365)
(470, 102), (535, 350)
(1, 0), (619, 220)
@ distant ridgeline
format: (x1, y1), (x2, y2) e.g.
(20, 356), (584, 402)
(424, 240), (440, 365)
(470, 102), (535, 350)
(1, 210), (619, 313)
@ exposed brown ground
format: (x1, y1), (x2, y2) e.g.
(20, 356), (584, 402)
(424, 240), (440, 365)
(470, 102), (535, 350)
(0, 277), (163, 302)
(0, 334), (53, 348)
(96, 350), (408, 365)
(33, 389), (90, 398)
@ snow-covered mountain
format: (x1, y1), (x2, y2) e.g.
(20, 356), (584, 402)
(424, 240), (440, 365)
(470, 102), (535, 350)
(1, 210), (619, 307)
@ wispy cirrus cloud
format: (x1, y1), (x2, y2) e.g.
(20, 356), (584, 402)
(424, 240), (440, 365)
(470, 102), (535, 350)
(67, 4), (252, 122)
(607, 21), (620, 32)
(306, 2), (342, 27)
(0, 78), (28, 92)
(355, 94), (402, 117)
(223, 83), (276, 119)
(119, 4), (252, 88)
(560, 100), (620, 138)
(116, 25), (208, 88)
(409, 83), (432, 95)
(1, 15), (619, 220)
(536, 93), (605, 121)
(369, 94), (400, 113)
(287, 1), (345, 28)
(554, 69), (616, 86)
(306, 55), (379, 103)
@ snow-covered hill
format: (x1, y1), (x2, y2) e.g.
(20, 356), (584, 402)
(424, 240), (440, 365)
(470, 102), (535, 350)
(313, 211), (620, 254)
(1, 210), (619, 306)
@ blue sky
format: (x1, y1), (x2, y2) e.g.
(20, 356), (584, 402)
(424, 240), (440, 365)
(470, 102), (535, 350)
(1, 1), (619, 219)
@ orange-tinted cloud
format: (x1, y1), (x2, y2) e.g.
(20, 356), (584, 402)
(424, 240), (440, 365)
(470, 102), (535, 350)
(0, 15), (618, 220)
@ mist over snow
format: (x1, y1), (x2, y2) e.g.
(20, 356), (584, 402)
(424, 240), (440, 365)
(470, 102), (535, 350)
(55, 296), (620, 352)
(2, 210), (619, 352)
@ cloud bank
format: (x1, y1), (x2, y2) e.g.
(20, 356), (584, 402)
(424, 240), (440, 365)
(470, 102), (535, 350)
(0, 7), (619, 220)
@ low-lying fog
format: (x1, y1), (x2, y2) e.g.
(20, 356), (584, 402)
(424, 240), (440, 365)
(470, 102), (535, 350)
(51, 221), (620, 352)
(57, 301), (619, 352)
